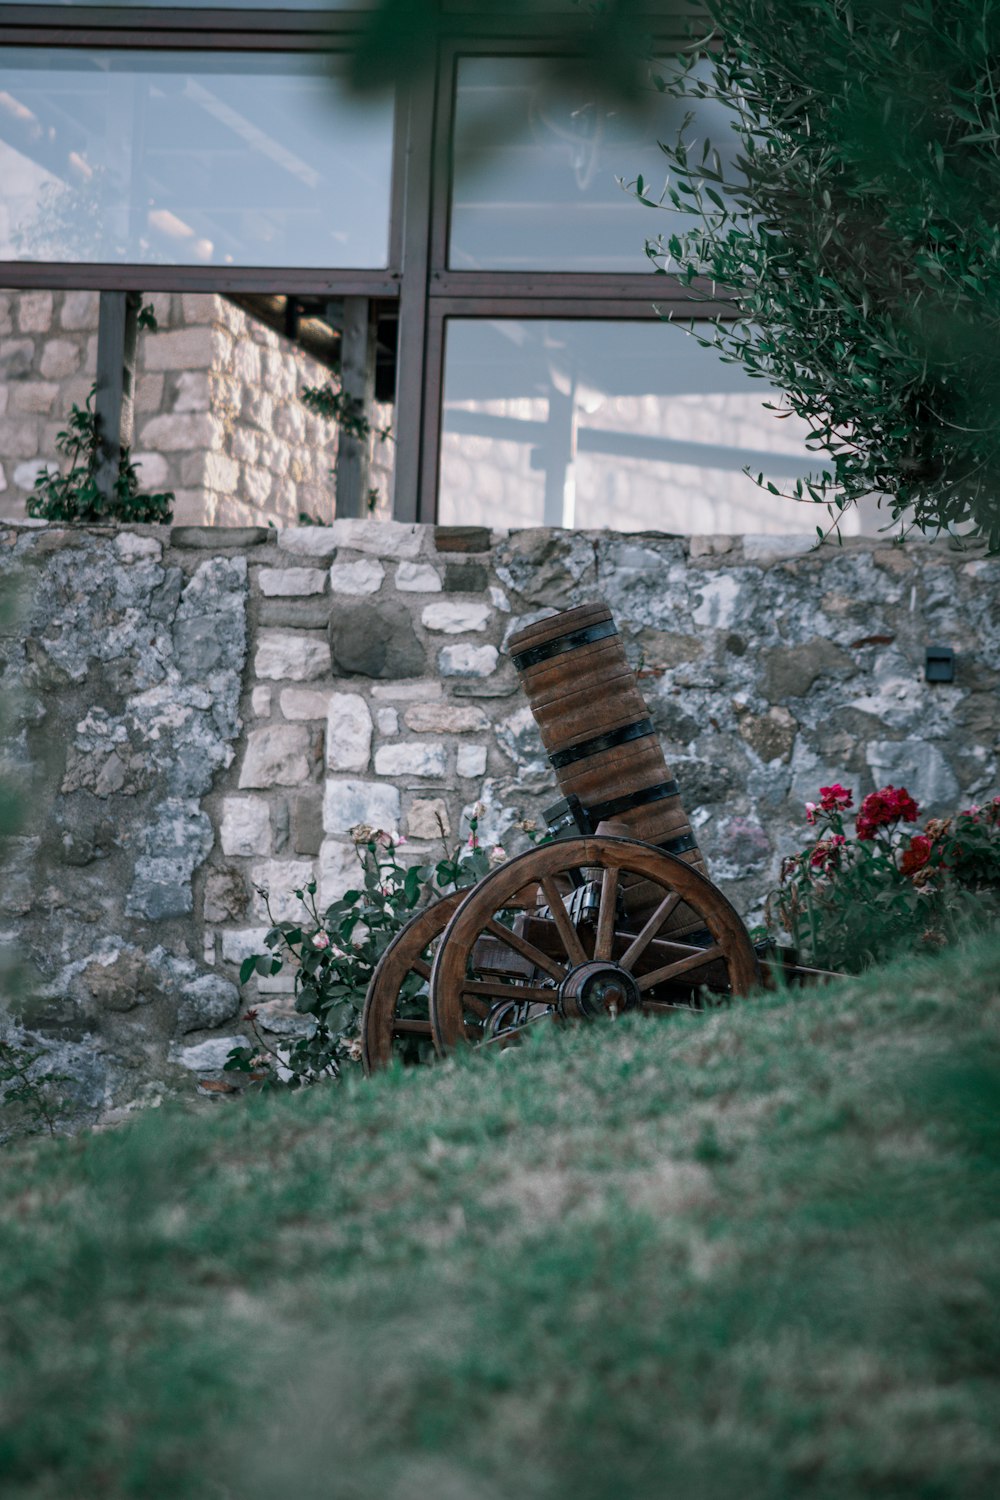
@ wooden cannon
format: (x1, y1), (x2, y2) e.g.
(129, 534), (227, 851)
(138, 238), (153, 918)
(361, 601), (816, 1073)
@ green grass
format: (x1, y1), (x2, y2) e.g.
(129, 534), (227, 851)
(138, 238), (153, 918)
(2, 936), (999, 1499)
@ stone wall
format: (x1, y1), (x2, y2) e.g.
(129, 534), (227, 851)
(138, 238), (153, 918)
(1, 519), (996, 1128)
(0, 291), (362, 525)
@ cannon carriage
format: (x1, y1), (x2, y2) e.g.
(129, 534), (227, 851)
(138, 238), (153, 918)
(361, 602), (822, 1074)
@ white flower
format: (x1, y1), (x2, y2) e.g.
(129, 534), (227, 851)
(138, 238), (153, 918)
(311, 931), (330, 950)
(351, 823), (375, 844)
(489, 845), (507, 865)
(470, 800), (487, 821)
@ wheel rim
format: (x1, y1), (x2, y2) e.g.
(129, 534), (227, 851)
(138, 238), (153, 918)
(429, 836), (760, 1053)
(360, 891), (463, 1075)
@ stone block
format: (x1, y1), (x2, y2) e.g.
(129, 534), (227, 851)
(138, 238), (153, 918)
(370, 681), (442, 702)
(738, 707), (797, 764)
(444, 562), (489, 593)
(0, 420), (39, 460)
(132, 451), (171, 491)
(239, 725), (315, 788)
(329, 518), (423, 559)
(220, 927), (272, 964)
(280, 686), (332, 720)
(438, 643), (499, 678)
(181, 293), (219, 324)
(330, 601), (426, 679)
(170, 1036), (246, 1072)
(326, 693), (374, 772)
(258, 567), (327, 597)
(12, 382), (59, 415)
(374, 742), (447, 778)
(251, 860), (317, 921)
(17, 290), (53, 334)
(434, 525), (491, 552)
(323, 779), (401, 835)
(406, 797), (451, 840)
(143, 325), (223, 372)
(139, 412), (223, 452)
(277, 527), (339, 559)
(865, 739), (959, 810)
(762, 640), (856, 700)
(39, 339), (81, 380)
(13, 459), (56, 489)
(422, 601), (491, 634)
(200, 452), (240, 491)
(396, 560), (442, 592)
(376, 708), (398, 735)
(114, 532), (162, 564)
(255, 629), (332, 681)
(741, 534), (814, 564)
(319, 839), (364, 903)
(60, 290), (100, 331)
(291, 789), (324, 855)
(171, 525), (268, 548)
(329, 558), (385, 594)
(456, 744), (488, 779)
(252, 685), (272, 717)
(0, 339), (34, 379)
(175, 973), (242, 1035)
(174, 370), (212, 413)
(204, 867), (250, 923)
(403, 703), (488, 734)
(259, 600), (330, 629)
(220, 795), (273, 856)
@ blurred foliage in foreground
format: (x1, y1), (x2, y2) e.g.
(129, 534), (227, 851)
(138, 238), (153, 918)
(642, 0), (1000, 547)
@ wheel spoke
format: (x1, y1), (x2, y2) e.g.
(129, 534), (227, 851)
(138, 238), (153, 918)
(594, 865), (619, 961)
(411, 958), (431, 982)
(539, 877), (588, 966)
(484, 919), (567, 983)
(459, 992), (492, 1019)
(637, 943), (724, 992)
(619, 891), (682, 971)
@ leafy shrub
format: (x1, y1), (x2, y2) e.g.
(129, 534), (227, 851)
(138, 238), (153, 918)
(226, 807), (536, 1088)
(768, 781), (1000, 971)
(26, 385), (174, 524)
(642, 0), (1000, 547)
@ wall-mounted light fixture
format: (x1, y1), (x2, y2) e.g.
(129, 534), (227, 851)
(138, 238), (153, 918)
(925, 645), (955, 683)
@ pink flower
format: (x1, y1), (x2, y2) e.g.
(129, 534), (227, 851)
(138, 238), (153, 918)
(819, 783), (853, 812)
(489, 845), (507, 865)
(312, 931), (330, 950)
(805, 801), (819, 824)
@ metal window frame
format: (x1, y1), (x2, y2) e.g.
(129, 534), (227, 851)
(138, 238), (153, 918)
(0, 3), (727, 523)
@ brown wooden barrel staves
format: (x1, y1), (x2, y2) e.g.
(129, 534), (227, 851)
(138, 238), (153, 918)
(508, 602), (708, 937)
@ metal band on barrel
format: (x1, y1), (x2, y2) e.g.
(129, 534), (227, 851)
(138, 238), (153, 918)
(510, 618), (617, 672)
(586, 778), (680, 826)
(548, 718), (655, 770)
(659, 830), (698, 857)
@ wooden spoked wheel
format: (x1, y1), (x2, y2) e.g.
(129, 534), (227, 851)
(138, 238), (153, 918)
(360, 891), (463, 1075)
(429, 836), (760, 1054)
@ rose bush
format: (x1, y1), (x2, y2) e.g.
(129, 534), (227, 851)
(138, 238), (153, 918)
(768, 783), (1000, 973)
(225, 806), (539, 1089)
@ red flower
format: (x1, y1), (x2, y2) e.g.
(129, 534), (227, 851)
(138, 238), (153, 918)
(856, 784), (919, 839)
(819, 783), (853, 812)
(900, 834), (933, 877)
(809, 834), (846, 872)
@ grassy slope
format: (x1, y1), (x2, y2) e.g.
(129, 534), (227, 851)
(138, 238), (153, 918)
(2, 936), (999, 1500)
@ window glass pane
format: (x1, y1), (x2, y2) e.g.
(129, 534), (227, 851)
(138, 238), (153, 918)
(439, 319), (879, 535)
(449, 56), (734, 273)
(0, 50), (393, 268)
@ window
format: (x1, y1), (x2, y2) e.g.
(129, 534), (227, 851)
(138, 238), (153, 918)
(438, 318), (848, 534)
(0, 48), (394, 268)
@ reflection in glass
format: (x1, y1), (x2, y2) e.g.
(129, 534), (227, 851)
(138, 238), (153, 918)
(439, 319), (882, 535)
(0, 50), (393, 267)
(450, 57), (737, 273)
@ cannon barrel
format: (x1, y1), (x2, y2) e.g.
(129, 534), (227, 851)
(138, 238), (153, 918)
(508, 602), (709, 937)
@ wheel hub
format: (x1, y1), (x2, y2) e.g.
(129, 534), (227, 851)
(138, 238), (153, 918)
(558, 960), (641, 1021)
